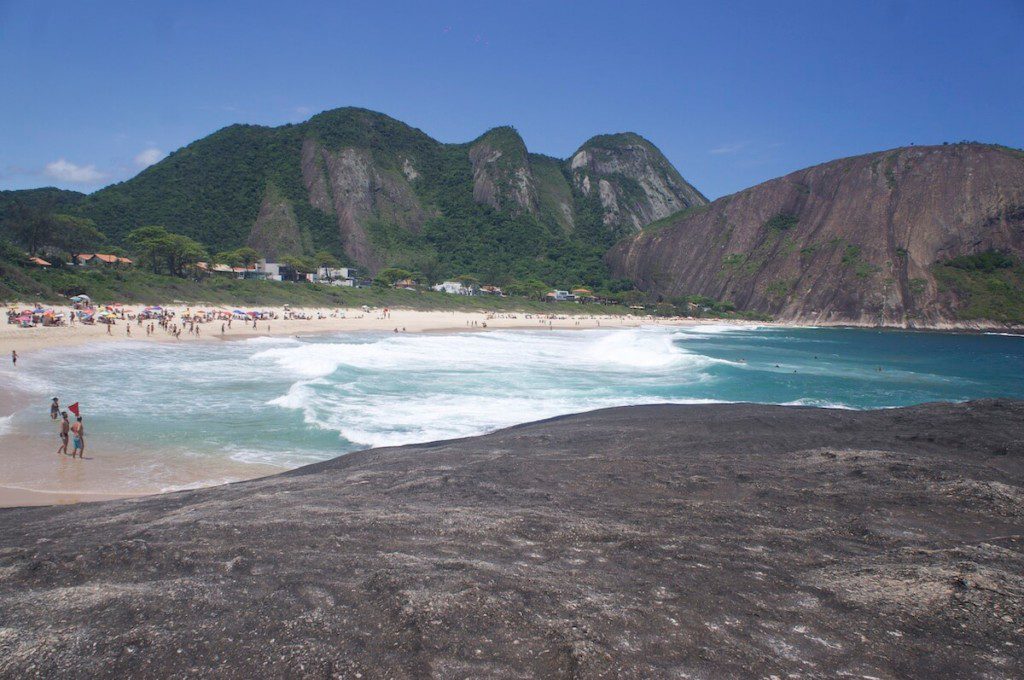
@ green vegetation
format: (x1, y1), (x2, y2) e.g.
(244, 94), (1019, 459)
(942, 250), (1015, 272)
(667, 294), (770, 321)
(127, 226), (207, 277)
(641, 203), (712, 235)
(765, 278), (796, 300)
(764, 213), (799, 231)
(933, 251), (1024, 324)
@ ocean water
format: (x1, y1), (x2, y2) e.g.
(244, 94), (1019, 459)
(2, 325), (1023, 492)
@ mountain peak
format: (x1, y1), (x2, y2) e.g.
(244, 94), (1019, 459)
(569, 132), (707, 234)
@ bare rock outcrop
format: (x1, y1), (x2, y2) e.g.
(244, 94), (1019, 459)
(570, 133), (708, 233)
(301, 138), (426, 272)
(608, 143), (1024, 326)
(467, 127), (540, 215)
(1, 400), (1022, 677)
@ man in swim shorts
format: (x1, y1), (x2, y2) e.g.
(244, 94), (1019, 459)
(70, 416), (85, 458)
(57, 411), (70, 455)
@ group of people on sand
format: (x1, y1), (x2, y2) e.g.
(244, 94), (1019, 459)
(49, 397), (85, 459)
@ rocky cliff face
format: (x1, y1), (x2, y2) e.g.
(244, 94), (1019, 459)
(300, 138), (427, 270)
(570, 133), (708, 234)
(608, 144), (1024, 326)
(467, 127), (540, 216)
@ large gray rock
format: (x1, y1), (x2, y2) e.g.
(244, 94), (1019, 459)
(1, 401), (1022, 678)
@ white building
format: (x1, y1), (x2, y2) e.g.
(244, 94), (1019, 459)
(316, 266), (354, 286)
(432, 281), (475, 295)
(257, 259), (283, 281)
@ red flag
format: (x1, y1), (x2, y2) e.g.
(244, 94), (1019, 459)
(68, 402), (80, 417)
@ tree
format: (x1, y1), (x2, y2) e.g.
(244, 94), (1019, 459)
(313, 250), (340, 268)
(53, 215), (105, 261)
(213, 250), (240, 267)
(455, 274), (480, 289)
(374, 267), (413, 287)
(233, 247), (260, 270)
(506, 278), (549, 300)
(4, 202), (50, 255)
(165, 234), (208, 277)
(281, 255), (316, 276)
(127, 226), (173, 273)
(126, 226), (207, 277)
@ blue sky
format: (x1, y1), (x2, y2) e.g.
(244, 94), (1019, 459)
(1, 0), (1022, 199)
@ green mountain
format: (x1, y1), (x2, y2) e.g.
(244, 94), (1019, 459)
(1, 108), (706, 289)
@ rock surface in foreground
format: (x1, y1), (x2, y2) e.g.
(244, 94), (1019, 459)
(1, 401), (1023, 678)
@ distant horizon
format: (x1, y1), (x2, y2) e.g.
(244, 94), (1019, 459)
(3, 1), (1022, 199)
(4, 103), (1020, 201)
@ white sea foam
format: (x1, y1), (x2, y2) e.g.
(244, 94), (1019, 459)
(254, 328), (731, 449)
(780, 398), (855, 410)
(5, 324), (1016, 487)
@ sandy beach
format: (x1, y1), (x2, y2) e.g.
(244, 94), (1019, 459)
(0, 302), (716, 358)
(0, 302), (748, 508)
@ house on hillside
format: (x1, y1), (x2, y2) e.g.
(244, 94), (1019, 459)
(27, 256), (51, 268)
(76, 253), (133, 267)
(256, 259), (281, 281)
(547, 290), (576, 302)
(432, 281), (475, 296)
(315, 266), (355, 286)
(394, 278), (418, 291)
(479, 285), (503, 296)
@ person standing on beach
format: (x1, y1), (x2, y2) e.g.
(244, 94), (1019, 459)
(11, 350), (17, 366)
(57, 411), (70, 455)
(70, 416), (85, 458)
(50, 397), (60, 420)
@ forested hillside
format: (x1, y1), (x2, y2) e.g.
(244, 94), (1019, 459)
(1, 108), (705, 292)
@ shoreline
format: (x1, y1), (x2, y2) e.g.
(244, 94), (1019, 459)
(2, 306), (1019, 509)
(0, 484), (148, 507)
(0, 308), (754, 509)
(0, 302), (765, 359)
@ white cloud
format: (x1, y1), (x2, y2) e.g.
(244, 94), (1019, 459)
(134, 147), (165, 168)
(44, 158), (107, 184)
(709, 142), (748, 155)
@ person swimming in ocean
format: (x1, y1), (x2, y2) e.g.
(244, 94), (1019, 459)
(50, 397), (60, 420)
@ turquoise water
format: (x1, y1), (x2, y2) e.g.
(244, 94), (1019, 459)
(4, 325), (1023, 485)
